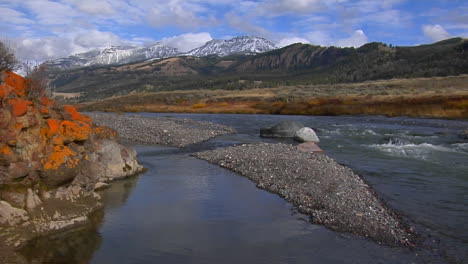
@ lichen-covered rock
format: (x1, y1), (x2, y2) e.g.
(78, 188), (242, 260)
(0, 70), (145, 248)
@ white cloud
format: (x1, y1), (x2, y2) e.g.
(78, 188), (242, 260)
(73, 30), (126, 48)
(334, 30), (368, 47)
(422, 24), (452, 42)
(10, 29), (130, 62)
(0, 7), (34, 24)
(277, 37), (310, 47)
(73, 0), (115, 15)
(225, 12), (271, 38)
(161, 33), (213, 52)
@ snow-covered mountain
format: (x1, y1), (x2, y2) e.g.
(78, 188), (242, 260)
(47, 36), (278, 69)
(185, 36), (277, 57)
(46, 43), (179, 69)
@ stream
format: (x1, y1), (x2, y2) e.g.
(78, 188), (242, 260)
(21, 114), (468, 263)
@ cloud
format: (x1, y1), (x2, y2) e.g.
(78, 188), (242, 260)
(0, 7), (34, 25)
(161, 33), (212, 52)
(73, 0), (115, 15)
(277, 37), (310, 47)
(334, 30), (368, 47)
(422, 24), (452, 42)
(73, 30), (126, 48)
(9, 29), (130, 62)
(225, 12), (271, 38)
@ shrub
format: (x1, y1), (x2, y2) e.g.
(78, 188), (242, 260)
(0, 41), (18, 72)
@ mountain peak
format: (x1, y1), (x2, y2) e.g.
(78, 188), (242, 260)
(186, 35), (277, 57)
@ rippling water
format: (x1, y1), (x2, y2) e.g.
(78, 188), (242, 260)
(21, 114), (468, 263)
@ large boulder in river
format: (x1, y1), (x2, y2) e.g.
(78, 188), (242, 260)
(0, 70), (144, 248)
(260, 120), (304, 138)
(294, 127), (319, 142)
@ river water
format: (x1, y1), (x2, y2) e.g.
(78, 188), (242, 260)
(21, 114), (468, 264)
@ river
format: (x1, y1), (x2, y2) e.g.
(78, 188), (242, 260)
(21, 114), (468, 263)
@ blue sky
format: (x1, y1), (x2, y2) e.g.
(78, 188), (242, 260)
(1, 0), (467, 61)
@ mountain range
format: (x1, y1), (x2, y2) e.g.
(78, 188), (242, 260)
(47, 37), (468, 101)
(46, 36), (277, 69)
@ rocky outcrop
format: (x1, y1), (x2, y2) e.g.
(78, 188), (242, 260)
(0, 70), (144, 248)
(260, 120), (304, 138)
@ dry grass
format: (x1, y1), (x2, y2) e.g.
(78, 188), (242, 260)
(80, 75), (468, 118)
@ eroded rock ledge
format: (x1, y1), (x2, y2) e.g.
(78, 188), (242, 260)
(87, 112), (236, 147)
(195, 143), (415, 246)
(0, 71), (144, 250)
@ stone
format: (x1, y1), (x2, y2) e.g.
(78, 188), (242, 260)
(94, 182), (109, 191)
(1, 191), (25, 209)
(0, 201), (29, 226)
(26, 188), (42, 210)
(294, 127), (320, 142)
(260, 120), (304, 138)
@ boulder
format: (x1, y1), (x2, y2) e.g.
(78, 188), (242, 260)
(260, 120), (304, 138)
(294, 127), (319, 142)
(297, 142), (323, 153)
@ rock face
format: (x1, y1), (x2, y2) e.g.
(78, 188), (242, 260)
(294, 127), (319, 142)
(0, 70), (144, 248)
(260, 120), (304, 138)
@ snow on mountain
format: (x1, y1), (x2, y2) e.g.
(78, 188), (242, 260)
(46, 36), (278, 69)
(185, 36), (277, 57)
(46, 43), (180, 69)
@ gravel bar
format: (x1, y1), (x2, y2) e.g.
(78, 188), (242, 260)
(195, 143), (415, 246)
(87, 112), (236, 147)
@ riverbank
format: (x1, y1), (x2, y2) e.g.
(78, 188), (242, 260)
(87, 112), (236, 147)
(195, 143), (415, 246)
(79, 75), (468, 119)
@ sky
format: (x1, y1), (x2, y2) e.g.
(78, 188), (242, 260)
(1, 0), (467, 62)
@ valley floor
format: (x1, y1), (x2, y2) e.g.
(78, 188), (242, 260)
(80, 75), (468, 118)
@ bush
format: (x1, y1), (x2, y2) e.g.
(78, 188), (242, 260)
(26, 64), (49, 99)
(0, 41), (17, 72)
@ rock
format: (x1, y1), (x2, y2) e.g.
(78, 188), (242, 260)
(260, 120), (304, 138)
(25, 188), (42, 210)
(459, 129), (468, 140)
(0, 201), (29, 226)
(294, 127), (320, 142)
(0, 70), (145, 247)
(94, 182), (109, 191)
(297, 142), (323, 153)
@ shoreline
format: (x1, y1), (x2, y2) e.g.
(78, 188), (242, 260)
(86, 112), (236, 147)
(194, 143), (416, 247)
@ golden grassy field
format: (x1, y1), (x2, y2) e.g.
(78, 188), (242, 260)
(80, 75), (468, 118)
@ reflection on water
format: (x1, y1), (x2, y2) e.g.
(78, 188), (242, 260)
(19, 176), (141, 264)
(19, 211), (103, 264)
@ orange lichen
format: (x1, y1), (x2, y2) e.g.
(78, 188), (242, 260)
(93, 126), (117, 139)
(4, 71), (28, 97)
(7, 99), (32, 117)
(0, 146), (13, 156)
(63, 105), (91, 123)
(15, 123), (23, 130)
(47, 119), (60, 138)
(39, 96), (54, 107)
(40, 107), (49, 114)
(0, 83), (12, 99)
(42, 145), (79, 170)
(60, 120), (91, 142)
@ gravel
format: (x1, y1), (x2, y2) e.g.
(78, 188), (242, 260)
(86, 112), (236, 147)
(195, 143), (415, 246)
